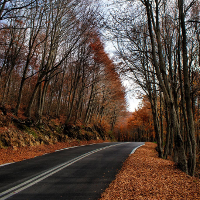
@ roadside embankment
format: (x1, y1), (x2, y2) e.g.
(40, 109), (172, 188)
(0, 109), (114, 150)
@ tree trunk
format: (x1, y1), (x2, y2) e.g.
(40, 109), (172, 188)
(164, 104), (171, 159)
(84, 83), (94, 124)
(179, 0), (196, 176)
(36, 80), (49, 123)
(15, 64), (29, 115)
(170, 102), (188, 173)
(56, 72), (65, 117)
(160, 92), (164, 148)
(144, 0), (188, 173)
(25, 82), (40, 118)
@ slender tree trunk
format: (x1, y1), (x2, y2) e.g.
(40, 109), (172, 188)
(164, 104), (171, 159)
(56, 72), (65, 117)
(179, 0), (196, 176)
(160, 92), (164, 148)
(66, 66), (81, 124)
(84, 83), (94, 124)
(1, 71), (11, 105)
(36, 80), (49, 123)
(26, 82), (40, 118)
(152, 104), (163, 158)
(74, 86), (84, 123)
(15, 62), (29, 115)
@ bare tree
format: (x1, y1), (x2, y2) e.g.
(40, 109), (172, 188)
(102, 0), (198, 175)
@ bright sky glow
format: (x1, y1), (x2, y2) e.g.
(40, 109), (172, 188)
(104, 31), (141, 112)
(100, 0), (142, 112)
(127, 97), (141, 112)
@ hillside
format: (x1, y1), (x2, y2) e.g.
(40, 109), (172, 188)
(0, 106), (114, 150)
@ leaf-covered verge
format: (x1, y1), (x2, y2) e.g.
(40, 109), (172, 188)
(100, 142), (200, 200)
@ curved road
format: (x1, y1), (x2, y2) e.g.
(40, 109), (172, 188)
(0, 142), (144, 200)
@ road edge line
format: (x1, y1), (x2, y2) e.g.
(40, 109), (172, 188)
(0, 143), (123, 200)
(130, 144), (145, 155)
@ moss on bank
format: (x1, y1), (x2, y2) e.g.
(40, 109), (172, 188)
(0, 111), (115, 149)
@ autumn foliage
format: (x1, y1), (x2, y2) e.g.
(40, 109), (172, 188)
(0, 1), (127, 143)
(112, 98), (155, 142)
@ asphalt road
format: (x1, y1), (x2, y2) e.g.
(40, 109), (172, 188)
(0, 142), (144, 200)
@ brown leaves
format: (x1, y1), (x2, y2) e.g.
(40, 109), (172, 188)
(0, 139), (105, 165)
(100, 142), (200, 200)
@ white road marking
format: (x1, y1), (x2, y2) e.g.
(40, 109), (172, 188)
(130, 144), (144, 154)
(0, 163), (14, 168)
(0, 143), (104, 168)
(0, 143), (123, 200)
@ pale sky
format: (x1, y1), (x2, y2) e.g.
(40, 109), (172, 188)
(127, 97), (141, 112)
(101, 0), (141, 112)
(104, 33), (141, 112)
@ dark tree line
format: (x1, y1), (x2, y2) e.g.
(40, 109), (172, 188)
(103, 0), (200, 176)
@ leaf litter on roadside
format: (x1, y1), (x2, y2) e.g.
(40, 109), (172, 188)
(100, 142), (200, 200)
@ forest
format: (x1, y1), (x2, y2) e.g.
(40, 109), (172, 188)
(0, 0), (199, 176)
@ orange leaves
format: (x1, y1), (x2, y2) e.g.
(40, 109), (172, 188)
(0, 140), (106, 165)
(90, 35), (109, 65)
(99, 118), (111, 133)
(121, 97), (156, 141)
(127, 98), (153, 131)
(89, 33), (126, 129)
(100, 143), (200, 200)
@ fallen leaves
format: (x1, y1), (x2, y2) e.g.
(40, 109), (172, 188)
(1, 141), (199, 199)
(0, 139), (106, 165)
(100, 142), (200, 200)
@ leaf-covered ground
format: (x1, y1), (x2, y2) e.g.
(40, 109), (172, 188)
(100, 142), (200, 200)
